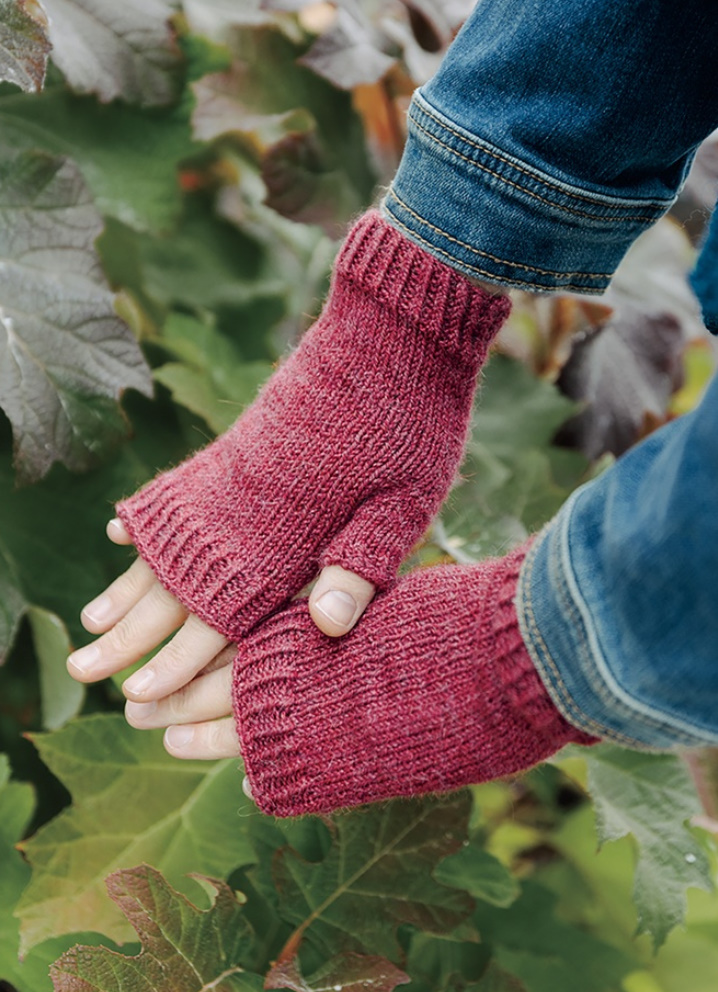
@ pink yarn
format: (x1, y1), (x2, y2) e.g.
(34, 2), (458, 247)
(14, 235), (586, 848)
(233, 541), (596, 816)
(117, 211), (511, 639)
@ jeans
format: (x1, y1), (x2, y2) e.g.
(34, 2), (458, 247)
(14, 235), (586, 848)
(382, 0), (718, 747)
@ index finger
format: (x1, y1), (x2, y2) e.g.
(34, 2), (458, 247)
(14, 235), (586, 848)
(80, 556), (157, 634)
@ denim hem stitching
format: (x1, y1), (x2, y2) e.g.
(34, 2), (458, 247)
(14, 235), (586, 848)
(386, 189), (610, 280)
(409, 113), (662, 226)
(518, 499), (718, 749)
(413, 93), (674, 218)
(517, 522), (645, 748)
(383, 196), (611, 294)
(559, 494), (718, 745)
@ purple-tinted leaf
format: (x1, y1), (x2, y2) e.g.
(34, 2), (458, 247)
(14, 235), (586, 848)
(299, 8), (396, 89)
(0, 149), (152, 483)
(262, 129), (362, 234)
(266, 951), (410, 992)
(41, 0), (181, 106)
(398, 0), (450, 52)
(555, 307), (685, 459)
(50, 865), (261, 991)
(0, 0), (50, 92)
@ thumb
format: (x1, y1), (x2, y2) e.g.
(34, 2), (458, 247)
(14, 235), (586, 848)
(309, 565), (376, 637)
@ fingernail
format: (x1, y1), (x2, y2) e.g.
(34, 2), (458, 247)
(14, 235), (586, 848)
(166, 725), (194, 749)
(315, 590), (357, 627)
(107, 518), (124, 537)
(81, 594), (112, 626)
(67, 643), (101, 676)
(123, 668), (156, 699)
(242, 775), (254, 799)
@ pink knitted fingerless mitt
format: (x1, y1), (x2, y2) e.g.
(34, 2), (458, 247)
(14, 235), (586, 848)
(233, 542), (596, 816)
(116, 211), (511, 639)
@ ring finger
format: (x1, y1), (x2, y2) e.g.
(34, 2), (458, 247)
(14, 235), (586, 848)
(125, 660), (234, 728)
(164, 717), (240, 760)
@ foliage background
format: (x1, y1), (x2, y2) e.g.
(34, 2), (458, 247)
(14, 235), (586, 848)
(1, 2), (718, 990)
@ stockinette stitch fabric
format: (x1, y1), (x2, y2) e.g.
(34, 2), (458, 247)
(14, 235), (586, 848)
(233, 541), (596, 817)
(116, 210), (511, 640)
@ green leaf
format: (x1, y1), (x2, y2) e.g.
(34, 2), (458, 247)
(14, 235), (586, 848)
(0, 148), (152, 483)
(475, 962), (530, 992)
(16, 714), (255, 952)
(584, 745), (713, 949)
(26, 607), (84, 731)
(42, 0), (182, 106)
(473, 882), (633, 992)
(438, 355), (584, 562)
(192, 25), (375, 202)
(0, 752), (35, 987)
(434, 846), (519, 908)
(136, 197), (277, 313)
(154, 314), (272, 433)
(271, 793), (474, 961)
(0, 86), (197, 232)
(50, 865), (263, 991)
(266, 952), (410, 992)
(404, 930), (492, 992)
(0, 388), (192, 649)
(0, 0), (50, 92)
(0, 538), (26, 663)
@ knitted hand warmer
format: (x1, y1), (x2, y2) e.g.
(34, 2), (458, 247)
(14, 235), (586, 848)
(116, 211), (511, 639)
(233, 542), (596, 816)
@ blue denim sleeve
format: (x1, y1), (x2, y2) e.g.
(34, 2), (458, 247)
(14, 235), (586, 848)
(517, 371), (718, 749)
(380, 0), (718, 747)
(382, 0), (718, 294)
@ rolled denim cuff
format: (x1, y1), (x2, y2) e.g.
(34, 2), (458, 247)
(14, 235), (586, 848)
(382, 92), (674, 295)
(516, 492), (718, 750)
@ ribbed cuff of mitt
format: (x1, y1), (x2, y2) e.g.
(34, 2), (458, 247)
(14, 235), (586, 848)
(115, 210), (511, 640)
(233, 542), (596, 817)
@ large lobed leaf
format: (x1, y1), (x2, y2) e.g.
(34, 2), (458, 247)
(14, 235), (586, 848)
(0, 149), (151, 483)
(270, 793), (475, 962)
(555, 308), (685, 460)
(50, 865), (262, 991)
(0, 0), (50, 92)
(42, 0), (181, 106)
(16, 715), (255, 952)
(584, 746), (714, 949)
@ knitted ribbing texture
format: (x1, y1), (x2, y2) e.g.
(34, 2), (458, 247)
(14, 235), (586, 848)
(233, 542), (596, 816)
(117, 210), (511, 639)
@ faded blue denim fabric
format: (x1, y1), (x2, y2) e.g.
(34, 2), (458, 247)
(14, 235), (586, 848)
(517, 371), (718, 749)
(691, 207), (718, 335)
(382, 0), (718, 294)
(380, 0), (718, 745)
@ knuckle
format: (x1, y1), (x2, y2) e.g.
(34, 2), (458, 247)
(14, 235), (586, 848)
(107, 615), (138, 654)
(155, 637), (190, 676)
(166, 685), (193, 721)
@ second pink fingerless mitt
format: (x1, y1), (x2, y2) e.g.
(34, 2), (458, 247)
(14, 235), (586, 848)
(233, 541), (596, 816)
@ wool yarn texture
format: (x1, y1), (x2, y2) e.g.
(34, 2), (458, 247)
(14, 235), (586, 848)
(233, 541), (596, 816)
(116, 210), (511, 639)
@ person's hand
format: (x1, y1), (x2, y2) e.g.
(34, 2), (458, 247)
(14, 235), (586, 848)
(124, 641), (239, 761)
(68, 520), (374, 727)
